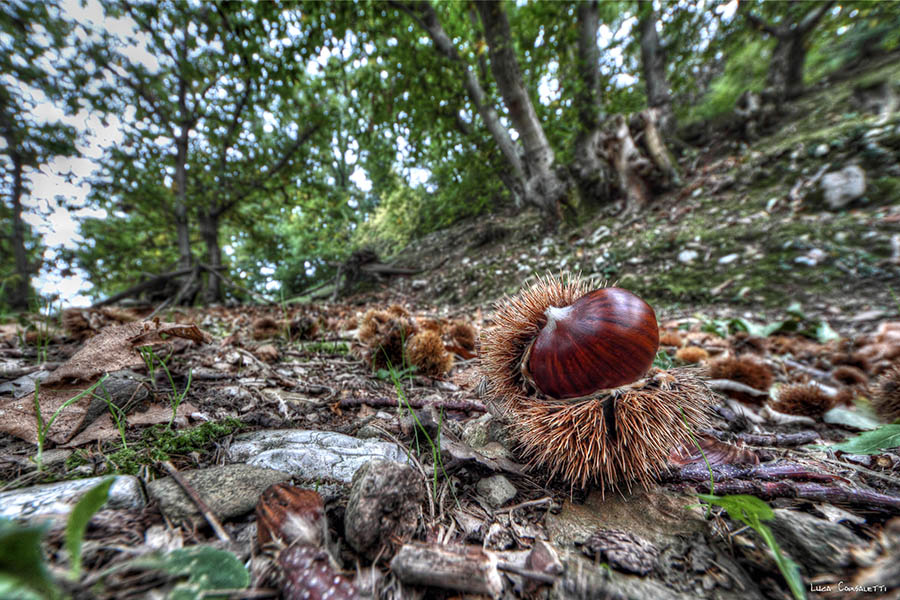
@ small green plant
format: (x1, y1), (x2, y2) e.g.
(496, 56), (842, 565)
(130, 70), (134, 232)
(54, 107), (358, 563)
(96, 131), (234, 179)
(697, 494), (806, 600)
(138, 346), (192, 429)
(94, 382), (128, 449)
(66, 477), (115, 579)
(33, 375), (110, 471)
(682, 412), (805, 600)
(0, 477), (114, 598)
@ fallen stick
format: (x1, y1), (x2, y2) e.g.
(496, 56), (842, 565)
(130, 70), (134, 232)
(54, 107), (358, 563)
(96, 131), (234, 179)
(685, 480), (900, 514)
(390, 543), (503, 598)
(700, 428), (820, 447)
(339, 395), (487, 413)
(157, 460), (233, 544)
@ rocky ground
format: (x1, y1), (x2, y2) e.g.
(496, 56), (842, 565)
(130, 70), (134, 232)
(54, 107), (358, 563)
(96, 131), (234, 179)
(1, 59), (899, 600)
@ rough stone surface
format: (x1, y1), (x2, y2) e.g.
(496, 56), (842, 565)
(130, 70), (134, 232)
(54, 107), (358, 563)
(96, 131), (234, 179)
(147, 464), (289, 523)
(344, 459), (423, 560)
(769, 508), (865, 574)
(228, 429), (409, 483)
(820, 165), (866, 209)
(476, 474), (517, 507)
(0, 475), (145, 521)
(581, 528), (659, 575)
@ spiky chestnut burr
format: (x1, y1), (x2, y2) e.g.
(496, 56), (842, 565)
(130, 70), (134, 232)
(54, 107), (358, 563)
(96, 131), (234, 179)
(873, 366), (900, 423)
(480, 274), (712, 490)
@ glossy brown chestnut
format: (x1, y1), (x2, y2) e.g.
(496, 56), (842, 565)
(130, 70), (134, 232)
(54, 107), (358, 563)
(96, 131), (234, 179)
(525, 287), (659, 399)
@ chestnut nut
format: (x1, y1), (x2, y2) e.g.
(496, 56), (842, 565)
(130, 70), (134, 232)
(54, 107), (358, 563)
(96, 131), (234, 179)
(523, 287), (659, 399)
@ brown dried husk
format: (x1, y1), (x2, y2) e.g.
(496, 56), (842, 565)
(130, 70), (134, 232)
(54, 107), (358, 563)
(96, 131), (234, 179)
(480, 274), (713, 491)
(513, 370), (712, 491)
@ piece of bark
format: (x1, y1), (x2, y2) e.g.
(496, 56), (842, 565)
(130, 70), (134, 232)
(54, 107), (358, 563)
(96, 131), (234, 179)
(390, 542), (503, 598)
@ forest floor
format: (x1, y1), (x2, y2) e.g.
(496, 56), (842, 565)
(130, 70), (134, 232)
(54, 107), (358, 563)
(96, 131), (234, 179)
(1, 59), (900, 599)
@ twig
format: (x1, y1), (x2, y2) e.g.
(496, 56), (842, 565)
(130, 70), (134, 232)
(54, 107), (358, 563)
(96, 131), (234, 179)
(683, 480), (900, 514)
(700, 428), (820, 447)
(782, 358), (831, 381)
(339, 395), (487, 413)
(706, 379), (768, 397)
(497, 560), (557, 584)
(157, 460), (234, 543)
(495, 496), (554, 514)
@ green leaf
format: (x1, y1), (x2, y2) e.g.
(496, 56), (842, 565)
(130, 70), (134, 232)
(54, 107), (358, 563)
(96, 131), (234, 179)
(0, 519), (58, 599)
(828, 425), (900, 454)
(127, 546), (250, 598)
(0, 575), (45, 600)
(66, 476), (115, 579)
(815, 320), (841, 344)
(697, 493), (774, 523)
(697, 495), (805, 600)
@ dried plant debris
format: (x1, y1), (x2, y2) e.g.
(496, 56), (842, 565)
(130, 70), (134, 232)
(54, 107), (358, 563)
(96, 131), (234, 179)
(770, 383), (836, 418)
(707, 355), (774, 403)
(0, 321), (210, 444)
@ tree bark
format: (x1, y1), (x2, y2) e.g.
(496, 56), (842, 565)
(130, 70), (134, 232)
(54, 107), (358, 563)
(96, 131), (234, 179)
(394, 1), (527, 206)
(198, 210), (222, 303)
(572, 0), (613, 205)
(746, 1), (834, 102)
(9, 153), (32, 310)
(638, 6), (673, 133)
(475, 0), (566, 227)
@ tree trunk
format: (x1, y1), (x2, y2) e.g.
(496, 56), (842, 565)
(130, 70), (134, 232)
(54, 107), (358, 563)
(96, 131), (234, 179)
(638, 7), (673, 133)
(173, 131), (192, 270)
(475, 0), (567, 227)
(395, 1), (527, 206)
(9, 154), (32, 310)
(572, 0), (613, 206)
(199, 210), (222, 303)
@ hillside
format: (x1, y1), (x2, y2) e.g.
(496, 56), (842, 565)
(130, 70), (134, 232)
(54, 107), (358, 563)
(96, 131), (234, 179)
(1, 51), (899, 600)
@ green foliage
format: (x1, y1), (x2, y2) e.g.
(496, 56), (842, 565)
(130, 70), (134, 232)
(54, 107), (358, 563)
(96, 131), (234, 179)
(683, 39), (769, 122)
(123, 546), (249, 600)
(66, 476), (114, 578)
(698, 494), (806, 600)
(106, 419), (243, 474)
(0, 519), (58, 599)
(828, 425), (900, 454)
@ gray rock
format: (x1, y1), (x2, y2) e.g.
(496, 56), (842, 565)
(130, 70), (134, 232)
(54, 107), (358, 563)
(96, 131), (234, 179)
(769, 509), (865, 574)
(228, 429), (409, 483)
(476, 474), (517, 507)
(344, 460), (423, 560)
(0, 475), (145, 521)
(147, 464), (289, 523)
(718, 253), (739, 265)
(820, 165), (866, 209)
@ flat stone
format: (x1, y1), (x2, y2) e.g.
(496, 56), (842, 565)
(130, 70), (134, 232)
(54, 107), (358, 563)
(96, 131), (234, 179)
(227, 429), (409, 483)
(147, 464), (289, 523)
(476, 474), (517, 507)
(0, 475), (145, 522)
(678, 250), (698, 264)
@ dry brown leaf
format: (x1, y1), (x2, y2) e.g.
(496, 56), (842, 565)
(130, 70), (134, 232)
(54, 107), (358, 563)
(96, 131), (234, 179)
(65, 401), (199, 446)
(0, 321), (210, 445)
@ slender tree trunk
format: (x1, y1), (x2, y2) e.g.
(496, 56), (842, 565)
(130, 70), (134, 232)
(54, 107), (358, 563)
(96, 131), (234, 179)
(572, 0), (613, 205)
(395, 1), (527, 206)
(9, 154), (32, 310)
(475, 0), (566, 226)
(199, 209), (222, 303)
(748, 1), (834, 102)
(638, 7), (673, 132)
(173, 130), (192, 270)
